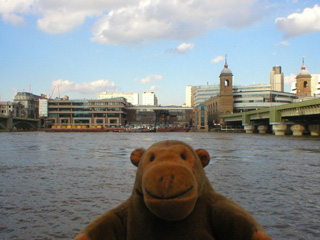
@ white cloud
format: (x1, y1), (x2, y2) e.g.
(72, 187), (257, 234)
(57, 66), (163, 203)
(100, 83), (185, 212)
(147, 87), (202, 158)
(275, 4), (320, 38)
(167, 43), (196, 54)
(0, 0), (35, 25)
(1, 0), (264, 43)
(0, 0), (133, 32)
(284, 73), (296, 85)
(150, 85), (160, 91)
(1, 13), (25, 25)
(276, 40), (290, 46)
(177, 43), (195, 52)
(91, 0), (263, 45)
(211, 56), (225, 64)
(136, 74), (163, 84)
(36, 0), (121, 34)
(52, 79), (116, 94)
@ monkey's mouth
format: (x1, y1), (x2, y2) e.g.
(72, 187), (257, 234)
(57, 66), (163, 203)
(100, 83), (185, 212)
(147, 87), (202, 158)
(145, 186), (194, 200)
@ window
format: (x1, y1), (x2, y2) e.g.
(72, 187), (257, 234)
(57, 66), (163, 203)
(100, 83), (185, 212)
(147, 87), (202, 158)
(304, 81), (308, 88)
(225, 79), (230, 87)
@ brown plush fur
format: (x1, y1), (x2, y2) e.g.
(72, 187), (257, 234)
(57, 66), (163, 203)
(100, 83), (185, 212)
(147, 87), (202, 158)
(75, 140), (272, 240)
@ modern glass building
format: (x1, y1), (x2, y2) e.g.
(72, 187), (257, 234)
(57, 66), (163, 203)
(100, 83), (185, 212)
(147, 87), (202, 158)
(41, 97), (129, 128)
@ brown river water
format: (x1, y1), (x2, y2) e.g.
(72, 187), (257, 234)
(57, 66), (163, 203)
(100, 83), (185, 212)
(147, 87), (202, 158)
(0, 132), (319, 240)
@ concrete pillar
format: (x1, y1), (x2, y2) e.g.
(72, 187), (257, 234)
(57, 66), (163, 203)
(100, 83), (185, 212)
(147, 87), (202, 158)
(6, 111), (13, 131)
(272, 124), (287, 136)
(257, 125), (268, 134)
(291, 124), (305, 136)
(309, 124), (320, 136)
(244, 125), (255, 134)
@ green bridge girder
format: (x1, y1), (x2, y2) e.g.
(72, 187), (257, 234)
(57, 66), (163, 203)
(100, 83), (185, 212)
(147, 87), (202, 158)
(0, 115), (39, 130)
(222, 98), (320, 125)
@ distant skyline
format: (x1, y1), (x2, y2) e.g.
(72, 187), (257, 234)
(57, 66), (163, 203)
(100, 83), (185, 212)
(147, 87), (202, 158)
(1, 0), (319, 105)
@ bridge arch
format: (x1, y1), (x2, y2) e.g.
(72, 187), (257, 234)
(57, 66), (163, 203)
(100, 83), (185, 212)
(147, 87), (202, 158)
(12, 121), (37, 130)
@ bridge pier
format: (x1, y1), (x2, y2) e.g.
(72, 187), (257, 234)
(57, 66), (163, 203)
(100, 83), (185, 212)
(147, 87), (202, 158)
(272, 124), (287, 136)
(291, 124), (305, 136)
(6, 111), (13, 131)
(244, 125), (255, 134)
(309, 124), (320, 136)
(257, 125), (268, 134)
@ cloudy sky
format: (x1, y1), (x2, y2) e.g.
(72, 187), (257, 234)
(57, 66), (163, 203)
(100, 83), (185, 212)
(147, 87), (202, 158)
(0, 0), (319, 105)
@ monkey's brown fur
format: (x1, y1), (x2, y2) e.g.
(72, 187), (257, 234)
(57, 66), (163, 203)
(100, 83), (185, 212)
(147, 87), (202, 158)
(75, 140), (271, 240)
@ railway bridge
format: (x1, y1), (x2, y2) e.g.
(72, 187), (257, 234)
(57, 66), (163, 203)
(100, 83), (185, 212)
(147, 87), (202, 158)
(222, 98), (320, 136)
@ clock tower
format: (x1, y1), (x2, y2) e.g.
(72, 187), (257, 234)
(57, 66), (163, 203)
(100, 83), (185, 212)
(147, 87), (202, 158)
(219, 56), (234, 114)
(296, 57), (312, 98)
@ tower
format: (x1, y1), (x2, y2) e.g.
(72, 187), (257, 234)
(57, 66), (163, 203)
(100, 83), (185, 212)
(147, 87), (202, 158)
(219, 55), (234, 114)
(296, 57), (311, 98)
(270, 66), (284, 92)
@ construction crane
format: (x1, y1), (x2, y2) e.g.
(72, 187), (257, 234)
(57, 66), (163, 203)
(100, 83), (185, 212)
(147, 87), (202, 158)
(49, 85), (61, 99)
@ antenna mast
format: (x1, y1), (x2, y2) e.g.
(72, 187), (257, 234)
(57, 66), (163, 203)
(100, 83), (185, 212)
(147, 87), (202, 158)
(224, 54), (228, 68)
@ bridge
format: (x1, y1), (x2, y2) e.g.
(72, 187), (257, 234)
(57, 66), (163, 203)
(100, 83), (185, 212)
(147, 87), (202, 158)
(222, 98), (320, 136)
(0, 114), (40, 131)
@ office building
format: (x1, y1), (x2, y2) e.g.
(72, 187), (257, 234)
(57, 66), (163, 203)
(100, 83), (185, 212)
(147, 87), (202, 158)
(98, 92), (139, 105)
(0, 101), (24, 117)
(13, 92), (42, 118)
(270, 66), (284, 92)
(142, 91), (158, 106)
(41, 97), (129, 128)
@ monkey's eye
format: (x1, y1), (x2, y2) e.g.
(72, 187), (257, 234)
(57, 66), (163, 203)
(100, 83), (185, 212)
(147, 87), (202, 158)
(150, 155), (155, 162)
(180, 153), (187, 160)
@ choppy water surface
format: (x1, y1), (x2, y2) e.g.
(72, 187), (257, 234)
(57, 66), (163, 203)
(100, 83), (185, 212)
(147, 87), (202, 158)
(0, 132), (319, 240)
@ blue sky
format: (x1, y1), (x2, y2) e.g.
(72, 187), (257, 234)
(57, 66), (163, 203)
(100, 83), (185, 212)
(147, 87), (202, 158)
(0, 0), (319, 105)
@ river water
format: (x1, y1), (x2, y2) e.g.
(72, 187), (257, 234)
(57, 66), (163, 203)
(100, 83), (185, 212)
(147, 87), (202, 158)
(0, 132), (319, 240)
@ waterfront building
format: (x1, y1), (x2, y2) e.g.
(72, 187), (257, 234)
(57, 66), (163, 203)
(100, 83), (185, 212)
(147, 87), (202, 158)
(202, 62), (297, 125)
(194, 85), (220, 107)
(13, 92), (42, 118)
(202, 61), (234, 124)
(187, 65), (286, 109)
(98, 92), (139, 106)
(0, 101), (24, 117)
(127, 105), (192, 126)
(186, 85), (201, 108)
(291, 73), (320, 97)
(185, 86), (192, 107)
(41, 97), (129, 128)
(142, 91), (158, 106)
(295, 59), (312, 98)
(270, 66), (284, 92)
(194, 105), (209, 131)
(232, 90), (297, 112)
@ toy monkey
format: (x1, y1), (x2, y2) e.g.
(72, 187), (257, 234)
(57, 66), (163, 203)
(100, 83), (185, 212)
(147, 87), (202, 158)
(75, 140), (271, 240)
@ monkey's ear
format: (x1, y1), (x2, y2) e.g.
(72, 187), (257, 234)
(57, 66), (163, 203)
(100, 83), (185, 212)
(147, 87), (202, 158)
(195, 149), (210, 168)
(130, 148), (145, 167)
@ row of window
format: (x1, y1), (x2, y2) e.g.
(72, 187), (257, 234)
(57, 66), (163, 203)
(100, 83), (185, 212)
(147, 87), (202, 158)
(48, 113), (122, 118)
(48, 107), (124, 111)
(49, 102), (125, 106)
(58, 119), (119, 124)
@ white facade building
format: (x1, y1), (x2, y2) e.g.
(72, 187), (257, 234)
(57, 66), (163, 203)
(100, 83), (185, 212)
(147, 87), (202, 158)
(186, 86), (192, 107)
(194, 85), (220, 106)
(98, 92), (139, 106)
(142, 91), (158, 106)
